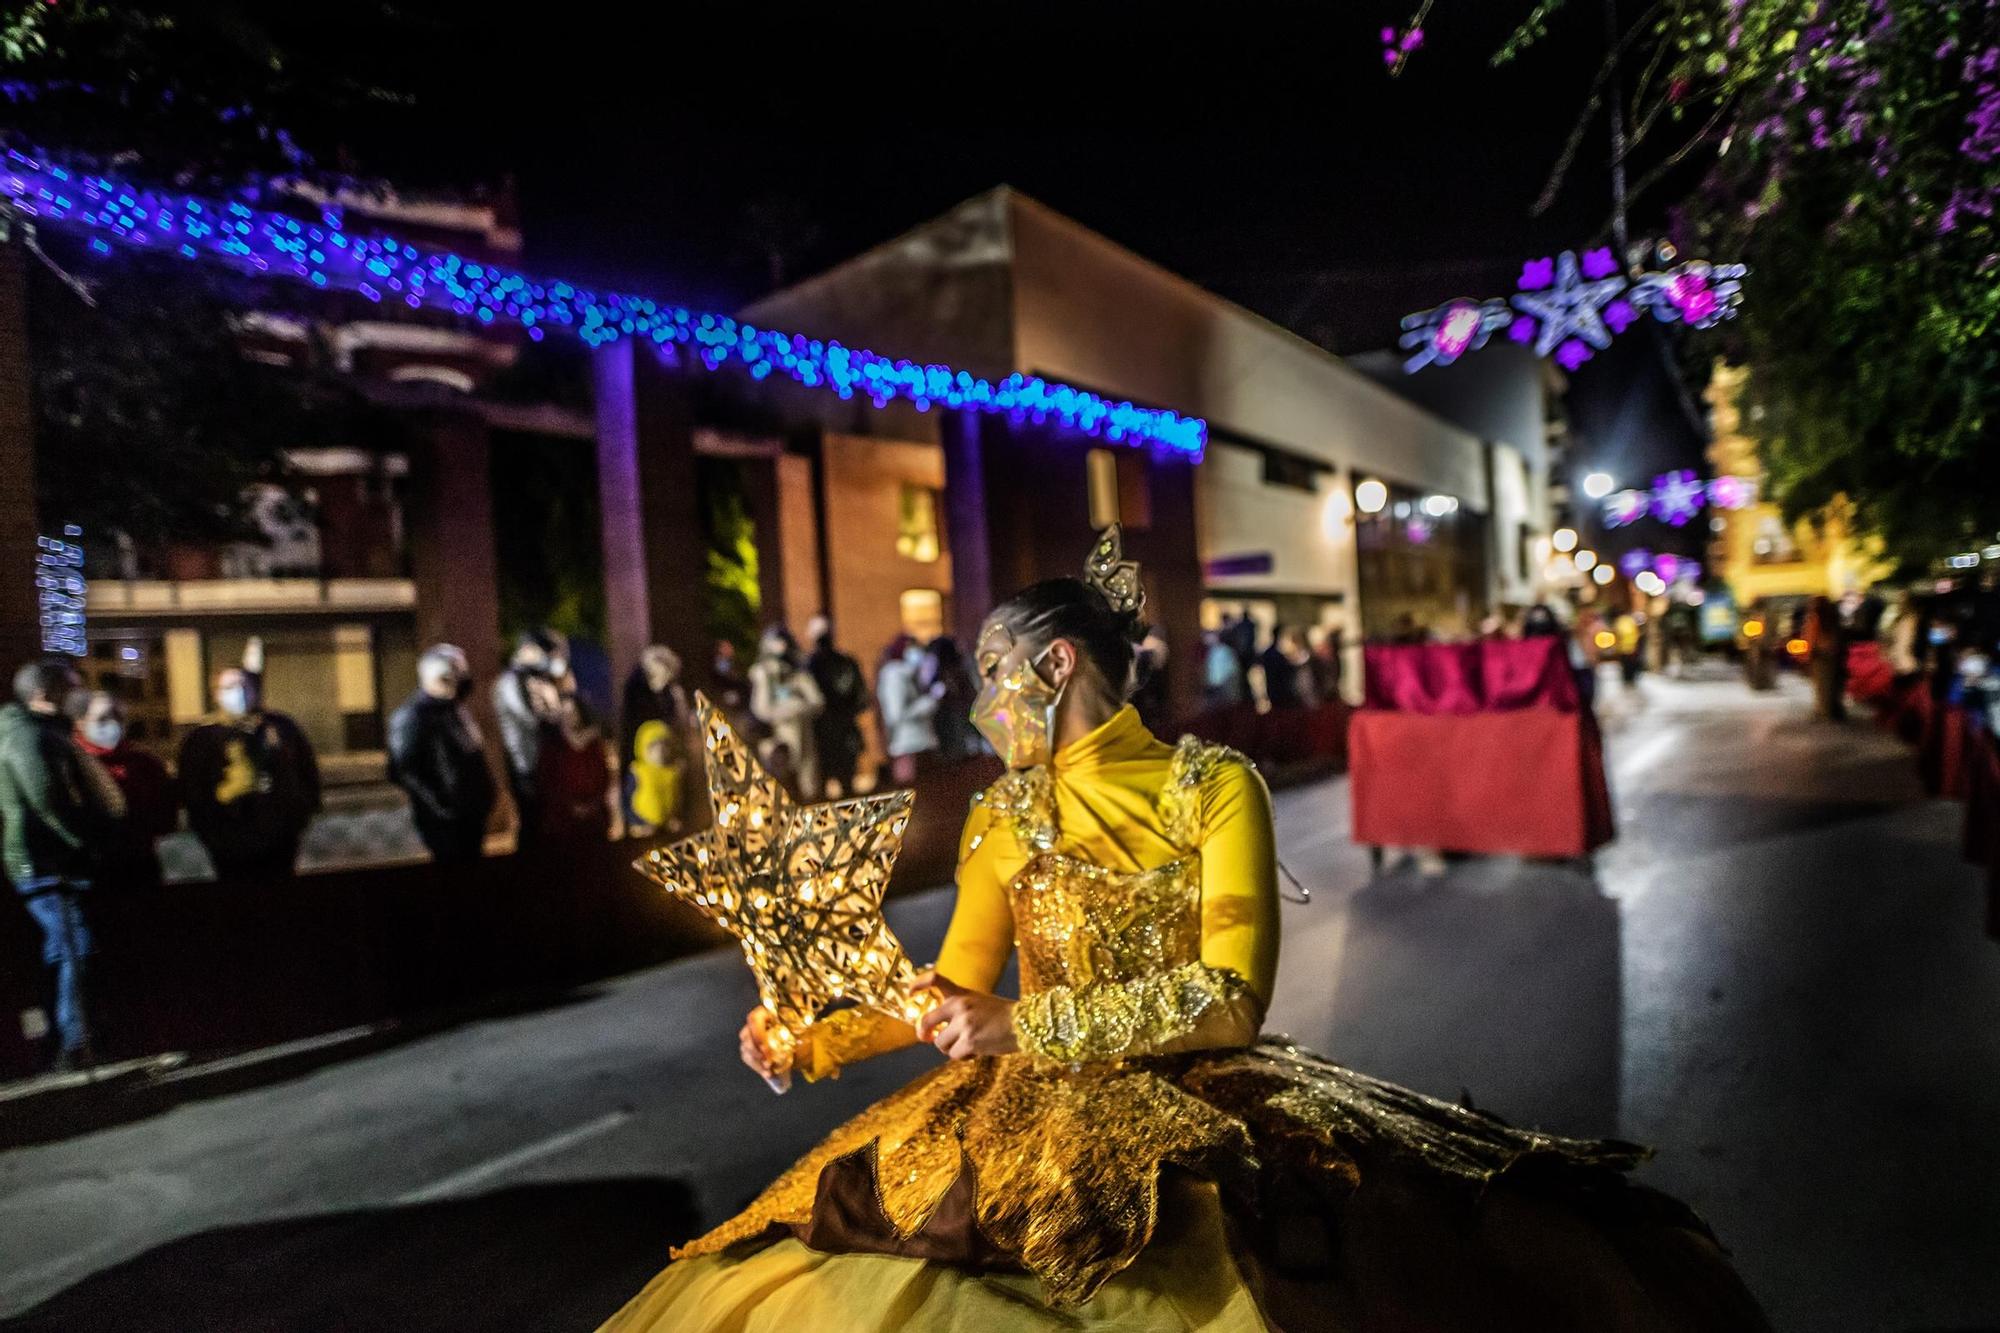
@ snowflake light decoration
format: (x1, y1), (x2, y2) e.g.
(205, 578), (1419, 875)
(1650, 470), (1709, 527)
(1400, 243), (1747, 374)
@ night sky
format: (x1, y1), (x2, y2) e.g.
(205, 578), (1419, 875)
(345, 2), (1711, 487)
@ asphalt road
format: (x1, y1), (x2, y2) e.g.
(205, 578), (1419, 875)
(2, 673), (1995, 1332)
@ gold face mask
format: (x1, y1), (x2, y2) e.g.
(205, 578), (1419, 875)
(970, 625), (1066, 770)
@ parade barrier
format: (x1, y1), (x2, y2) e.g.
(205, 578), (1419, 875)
(1349, 639), (1615, 860)
(0, 755), (997, 1084)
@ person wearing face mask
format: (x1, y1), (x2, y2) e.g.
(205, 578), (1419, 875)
(176, 662), (321, 882)
(1, 661), (105, 1069)
(748, 626), (825, 798)
(493, 628), (571, 847)
(388, 645), (497, 865)
(72, 690), (178, 892)
(874, 633), (943, 787)
(620, 644), (690, 786)
(804, 617), (868, 798)
(604, 527), (1769, 1333)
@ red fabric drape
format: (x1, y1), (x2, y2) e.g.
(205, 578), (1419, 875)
(1348, 708), (1615, 858)
(1363, 639), (1577, 715)
(1845, 642), (1896, 705)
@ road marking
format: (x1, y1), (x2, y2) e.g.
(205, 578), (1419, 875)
(1614, 727), (1681, 789)
(396, 1109), (632, 1204)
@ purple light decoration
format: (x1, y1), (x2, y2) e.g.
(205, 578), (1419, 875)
(1654, 553), (1683, 584)
(1434, 301), (1483, 360)
(1619, 548), (1654, 577)
(1605, 489), (1650, 527)
(1555, 339), (1593, 370)
(1707, 475), (1757, 509)
(1580, 246), (1620, 280)
(1405, 518), (1434, 545)
(0, 150), (1206, 458)
(1667, 270), (1718, 324)
(1401, 247), (1746, 374)
(1650, 470), (1708, 527)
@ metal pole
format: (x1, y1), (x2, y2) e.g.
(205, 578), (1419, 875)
(1605, 0), (1632, 261)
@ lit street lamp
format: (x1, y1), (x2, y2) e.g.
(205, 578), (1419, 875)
(1582, 472), (1615, 499)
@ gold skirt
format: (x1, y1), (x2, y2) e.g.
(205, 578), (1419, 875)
(602, 1178), (1267, 1332)
(601, 1040), (1769, 1332)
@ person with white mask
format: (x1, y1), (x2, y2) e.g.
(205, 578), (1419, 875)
(388, 645), (496, 865)
(72, 690), (178, 892)
(875, 633), (945, 787)
(176, 651), (321, 882)
(747, 626), (824, 797)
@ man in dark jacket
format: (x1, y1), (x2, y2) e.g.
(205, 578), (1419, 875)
(1, 661), (100, 1067)
(388, 644), (496, 864)
(177, 665), (321, 882)
(804, 616), (867, 797)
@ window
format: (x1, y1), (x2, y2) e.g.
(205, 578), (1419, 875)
(1750, 513), (1800, 565)
(896, 483), (941, 562)
(1260, 451), (1320, 493)
(1087, 448), (1152, 530)
(1087, 449), (1120, 529)
(899, 588), (944, 640)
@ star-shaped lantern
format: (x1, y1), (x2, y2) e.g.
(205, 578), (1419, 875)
(636, 694), (927, 1074)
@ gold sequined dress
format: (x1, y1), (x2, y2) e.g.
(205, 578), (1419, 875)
(602, 707), (1768, 1332)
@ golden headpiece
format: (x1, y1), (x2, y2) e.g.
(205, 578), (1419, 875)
(1084, 524), (1145, 624)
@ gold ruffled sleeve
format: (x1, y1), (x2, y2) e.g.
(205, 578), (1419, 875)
(801, 798), (1019, 1081)
(1013, 752), (1279, 1064)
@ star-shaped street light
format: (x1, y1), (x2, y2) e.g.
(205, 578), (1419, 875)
(1509, 250), (1629, 364)
(636, 695), (926, 1080)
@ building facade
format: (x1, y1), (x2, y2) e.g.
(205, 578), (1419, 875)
(744, 189), (1554, 692)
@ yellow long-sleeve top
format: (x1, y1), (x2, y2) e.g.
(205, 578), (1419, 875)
(802, 705), (1279, 1079)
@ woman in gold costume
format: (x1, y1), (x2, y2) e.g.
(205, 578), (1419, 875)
(603, 533), (1768, 1332)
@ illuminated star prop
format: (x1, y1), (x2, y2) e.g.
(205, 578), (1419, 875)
(1398, 243), (1746, 374)
(635, 695), (926, 1071)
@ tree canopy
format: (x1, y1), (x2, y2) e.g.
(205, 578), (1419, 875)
(1413, 0), (2000, 569)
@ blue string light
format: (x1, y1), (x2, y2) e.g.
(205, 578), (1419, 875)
(36, 524), (86, 657)
(0, 150), (1207, 459)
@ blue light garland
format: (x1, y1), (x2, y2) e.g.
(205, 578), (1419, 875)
(0, 150), (1207, 459)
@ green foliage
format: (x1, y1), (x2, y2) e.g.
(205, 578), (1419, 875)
(490, 432), (606, 648)
(1462, 0), (2000, 567)
(27, 252), (362, 554)
(699, 460), (763, 654)
(0, 1), (413, 188)
(1678, 0), (2000, 567)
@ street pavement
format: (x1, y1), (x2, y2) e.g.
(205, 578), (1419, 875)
(2, 672), (1996, 1332)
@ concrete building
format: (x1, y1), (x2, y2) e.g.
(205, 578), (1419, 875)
(745, 189), (1554, 687)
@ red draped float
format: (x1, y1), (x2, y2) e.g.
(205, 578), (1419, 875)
(1350, 639), (1614, 859)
